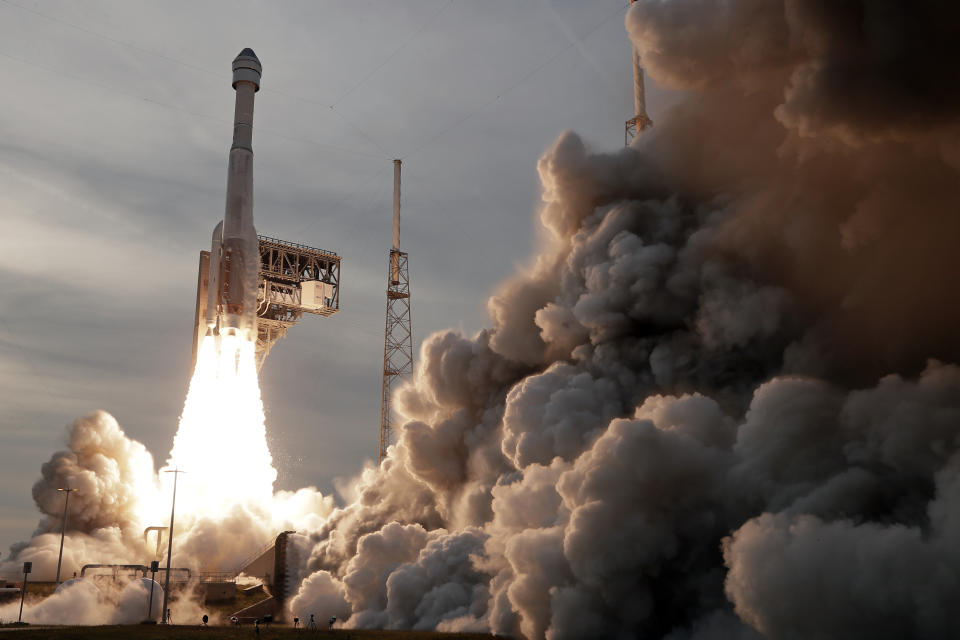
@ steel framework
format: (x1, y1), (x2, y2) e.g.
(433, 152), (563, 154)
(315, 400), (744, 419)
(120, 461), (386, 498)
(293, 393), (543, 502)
(378, 249), (412, 463)
(625, 113), (653, 145)
(625, 0), (653, 145)
(255, 235), (341, 370)
(192, 236), (341, 372)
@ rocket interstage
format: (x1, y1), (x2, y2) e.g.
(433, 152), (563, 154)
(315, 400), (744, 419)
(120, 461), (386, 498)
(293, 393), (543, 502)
(205, 48), (262, 343)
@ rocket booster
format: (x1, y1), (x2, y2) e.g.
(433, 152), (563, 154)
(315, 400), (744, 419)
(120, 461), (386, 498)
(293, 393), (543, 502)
(205, 48), (261, 341)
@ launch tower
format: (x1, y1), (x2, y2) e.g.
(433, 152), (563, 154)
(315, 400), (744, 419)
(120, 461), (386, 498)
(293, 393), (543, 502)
(193, 239), (341, 372)
(253, 237), (340, 370)
(625, 0), (653, 144)
(378, 159), (413, 464)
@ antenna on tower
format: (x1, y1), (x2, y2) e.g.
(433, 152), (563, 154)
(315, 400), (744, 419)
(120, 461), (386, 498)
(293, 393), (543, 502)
(379, 159), (413, 465)
(625, 0), (653, 145)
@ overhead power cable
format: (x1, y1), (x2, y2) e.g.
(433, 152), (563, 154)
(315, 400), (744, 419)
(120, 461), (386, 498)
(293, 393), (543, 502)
(294, 163), (392, 237)
(329, 0), (454, 109)
(404, 1), (629, 158)
(0, 0), (222, 79)
(0, 0), (394, 158)
(1, 0), (630, 240)
(1, 0), (625, 165)
(301, 2), (630, 241)
(0, 49), (388, 160)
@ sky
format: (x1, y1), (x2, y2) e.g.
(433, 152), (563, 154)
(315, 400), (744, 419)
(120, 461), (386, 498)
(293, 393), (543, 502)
(0, 0), (675, 555)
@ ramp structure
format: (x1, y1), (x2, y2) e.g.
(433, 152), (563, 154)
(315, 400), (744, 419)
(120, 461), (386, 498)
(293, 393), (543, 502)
(231, 530), (298, 623)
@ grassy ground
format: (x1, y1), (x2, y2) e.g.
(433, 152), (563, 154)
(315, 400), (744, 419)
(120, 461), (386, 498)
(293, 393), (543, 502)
(0, 624), (501, 639)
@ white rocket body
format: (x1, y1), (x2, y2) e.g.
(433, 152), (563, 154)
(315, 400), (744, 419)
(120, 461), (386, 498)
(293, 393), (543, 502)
(205, 48), (261, 342)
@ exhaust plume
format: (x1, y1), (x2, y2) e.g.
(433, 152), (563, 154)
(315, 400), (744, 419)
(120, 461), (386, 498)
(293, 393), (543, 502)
(285, 2), (960, 638)
(1, 341), (335, 622)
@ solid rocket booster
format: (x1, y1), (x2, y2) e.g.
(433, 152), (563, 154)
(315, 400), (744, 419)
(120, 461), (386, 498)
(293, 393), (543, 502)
(205, 48), (262, 341)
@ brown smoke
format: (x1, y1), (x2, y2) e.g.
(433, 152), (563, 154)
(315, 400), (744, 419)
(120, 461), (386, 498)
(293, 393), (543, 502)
(1, 412), (154, 581)
(287, 2), (960, 638)
(1, 411), (334, 603)
(3, 1), (958, 636)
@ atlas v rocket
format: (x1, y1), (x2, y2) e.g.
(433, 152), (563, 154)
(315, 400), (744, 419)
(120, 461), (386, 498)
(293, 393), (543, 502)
(191, 49), (342, 370)
(204, 48), (262, 344)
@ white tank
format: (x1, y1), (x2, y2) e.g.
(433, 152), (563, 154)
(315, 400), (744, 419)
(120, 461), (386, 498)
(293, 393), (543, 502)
(115, 577), (164, 623)
(53, 578), (102, 599)
(123, 577), (163, 599)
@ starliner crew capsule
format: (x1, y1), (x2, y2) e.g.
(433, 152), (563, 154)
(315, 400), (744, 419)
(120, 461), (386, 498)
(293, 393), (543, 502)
(204, 48), (262, 343)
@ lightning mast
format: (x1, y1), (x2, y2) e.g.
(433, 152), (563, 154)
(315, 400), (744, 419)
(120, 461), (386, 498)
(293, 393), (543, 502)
(378, 159), (413, 464)
(625, 0), (653, 144)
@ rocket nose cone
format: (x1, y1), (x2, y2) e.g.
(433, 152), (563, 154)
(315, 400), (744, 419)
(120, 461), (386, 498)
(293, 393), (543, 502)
(235, 48), (259, 62)
(232, 48), (262, 89)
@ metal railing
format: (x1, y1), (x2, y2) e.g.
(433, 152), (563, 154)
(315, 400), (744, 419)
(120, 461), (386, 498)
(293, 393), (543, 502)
(232, 539), (276, 576)
(198, 572), (236, 583)
(258, 235), (339, 258)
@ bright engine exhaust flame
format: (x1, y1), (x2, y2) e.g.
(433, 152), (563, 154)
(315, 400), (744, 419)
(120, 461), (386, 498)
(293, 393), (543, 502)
(163, 334), (277, 517)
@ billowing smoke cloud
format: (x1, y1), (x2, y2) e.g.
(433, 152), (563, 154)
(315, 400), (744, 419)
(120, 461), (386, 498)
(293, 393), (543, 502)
(0, 575), (172, 625)
(284, 1), (960, 638)
(0, 408), (335, 623)
(3, 1), (959, 636)
(1, 412), (154, 581)
(32, 411), (155, 533)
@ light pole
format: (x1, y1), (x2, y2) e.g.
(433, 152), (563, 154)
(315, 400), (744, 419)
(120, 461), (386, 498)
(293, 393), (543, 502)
(18, 561), (31, 624)
(146, 560), (159, 623)
(160, 468), (185, 625)
(55, 487), (76, 585)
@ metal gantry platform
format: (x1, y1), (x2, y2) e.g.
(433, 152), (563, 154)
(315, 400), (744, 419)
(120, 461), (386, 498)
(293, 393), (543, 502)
(255, 235), (341, 370)
(189, 235), (341, 372)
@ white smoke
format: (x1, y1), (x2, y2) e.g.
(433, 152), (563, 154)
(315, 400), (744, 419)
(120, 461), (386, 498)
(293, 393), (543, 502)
(282, 1), (960, 637)
(5, 1), (960, 637)
(0, 575), (183, 625)
(2, 411), (155, 582)
(1, 348), (335, 624)
(0, 579), (109, 625)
